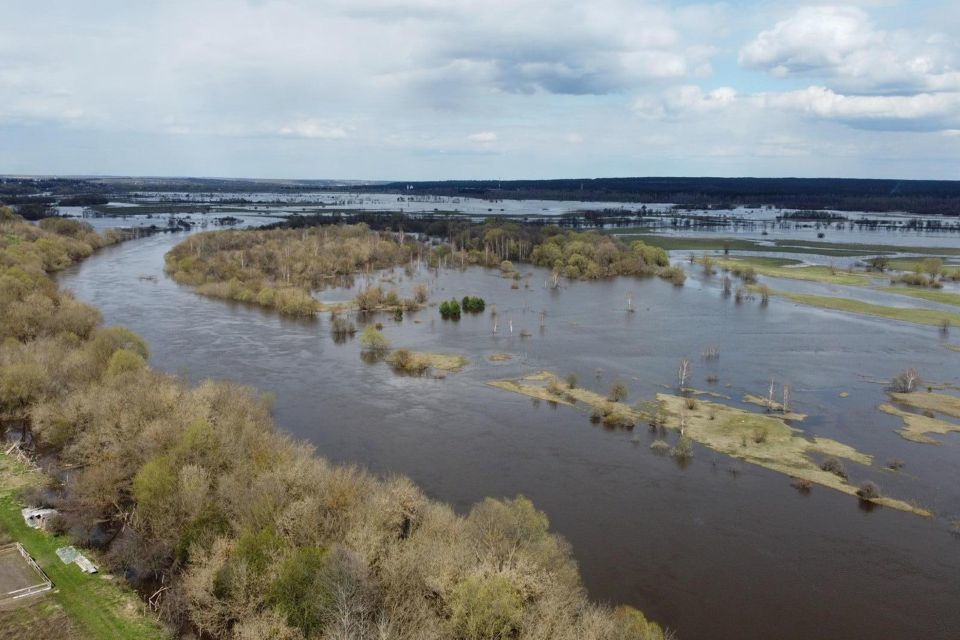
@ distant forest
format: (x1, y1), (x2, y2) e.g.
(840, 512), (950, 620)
(374, 177), (960, 216)
(3, 174), (960, 216)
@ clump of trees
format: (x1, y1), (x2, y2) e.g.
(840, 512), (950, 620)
(439, 299), (462, 320)
(0, 207), (669, 640)
(165, 224), (423, 316)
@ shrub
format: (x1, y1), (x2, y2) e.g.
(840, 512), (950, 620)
(106, 348), (147, 377)
(499, 260), (514, 273)
(671, 436), (693, 460)
(330, 315), (356, 338)
(388, 348), (428, 375)
(820, 456), (847, 479)
(565, 373), (577, 389)
(888, 367), (920, 393)
(448, 573), (523, 640)
(791, 478), (813, 493)
(608, 381), (628, 402)
(701, 255), (715, 275)
(856, 480), (880, 500)
(354, 285), (384, 312)
(685, 397), (697, 410)
(661, 265), (686, 286)
(267, 547), (334, 637)
(359, 325), (390, 354)
(384, 289), (401, 307)
(439, 299), (461, 319)
(461, 296), (486, 313)
(413, 283), (428, 304)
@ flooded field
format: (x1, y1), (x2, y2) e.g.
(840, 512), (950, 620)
(57, 220), (960, 640)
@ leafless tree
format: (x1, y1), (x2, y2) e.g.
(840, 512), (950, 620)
(678, 358), (691, 390)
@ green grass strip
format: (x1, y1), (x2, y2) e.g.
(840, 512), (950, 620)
(778, 291), (960, 326)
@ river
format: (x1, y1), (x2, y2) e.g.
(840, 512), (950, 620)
(58, 226), (960, 640)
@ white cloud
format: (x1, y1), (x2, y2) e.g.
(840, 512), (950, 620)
(466, 131), (497, 143)
(637, 84), (960, 131)
(278, 121), (349, 140)
(739, 5), (960, 94)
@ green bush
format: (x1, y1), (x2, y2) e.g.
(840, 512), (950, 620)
(439, 298), (462, 319)
(448, 573), (523, 640)
(461, 296), (485, 313)
(359, 325), (390, 353)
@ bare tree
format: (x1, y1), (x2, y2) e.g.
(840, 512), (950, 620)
(782, 384), (791, 414)
(678, 358), (691, 390)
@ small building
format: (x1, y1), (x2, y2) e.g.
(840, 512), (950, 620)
(20, 507), (57, 530)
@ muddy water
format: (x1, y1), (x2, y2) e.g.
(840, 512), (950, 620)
(58, 230), (960, 640)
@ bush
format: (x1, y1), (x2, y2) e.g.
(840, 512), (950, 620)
(449, 573), (523, 640)
(384, 289), (401, 307)
(856, 480), (881, 500)
(671, 436), (693, 460)
(820, 456), (847, 479)
(565, 373), (577, 389)
(439, 299), (461, 320)
(608, 381), (628, 402)
(499, 260), (514, 273)
(661, 265), (686, 286)
(330, 315), (356, 338)
(106, 348), (147, 377)
(461, 296), (485, 313)
(359, 325), (390, 354)
(888, 368), (920, 393)
(354, 285), (385, 312)
(388, 348), (428, 375)
(413, 283), (428, 304)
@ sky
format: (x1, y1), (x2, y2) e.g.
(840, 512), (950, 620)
(1, 0), (959, 181)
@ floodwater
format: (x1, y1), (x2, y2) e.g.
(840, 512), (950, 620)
(57, 224), (960, 640)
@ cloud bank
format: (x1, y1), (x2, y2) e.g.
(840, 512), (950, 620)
(0, 1), (957, 179)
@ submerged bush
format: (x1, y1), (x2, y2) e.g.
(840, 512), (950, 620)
(888, 367), (921, 393)
(359, 325), (390, 354)
(330, 314), (357, 338)
(820, 456), (847, 479)
(608, 381), (628, 402)
(439, 298), (462, 320)
(856, 480), (881, 500)
(461, 296), (486, 313)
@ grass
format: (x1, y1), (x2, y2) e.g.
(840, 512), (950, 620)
(0, 597), (85, 639)
(873, 257), (960, 272)
(0, 454), (168, 640)
(487, 372), (930, 516)
(400, 351), (469, 372)
(713, 257), (873, 285)
(889, 391), (960, 419)
(741, 393), (806, 421)
(613, 233), (960, 258)
(879, 403), (960, 445)
(877, 286), (960, 307)
(777, 291), (960, 327)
